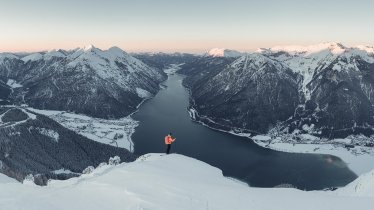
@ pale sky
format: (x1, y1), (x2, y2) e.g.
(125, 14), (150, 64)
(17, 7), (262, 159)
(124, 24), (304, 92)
(0, 0), (373, 53)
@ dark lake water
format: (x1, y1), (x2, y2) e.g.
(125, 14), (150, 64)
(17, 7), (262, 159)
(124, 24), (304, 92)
(132, 74), (357, 190)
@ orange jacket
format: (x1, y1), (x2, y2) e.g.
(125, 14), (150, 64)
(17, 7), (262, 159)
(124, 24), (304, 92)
(165, 135), (175, 144)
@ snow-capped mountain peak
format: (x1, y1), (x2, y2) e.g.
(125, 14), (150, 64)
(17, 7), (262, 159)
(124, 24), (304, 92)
(270, 42), (347, 55)
(21, 53), (43, 62)
(229, 53), (285, 73)
(357, 45), (374, 54)
(82, 44), (96, 51)
(107, 46), (128, 57)
(44, 50), (66, 60)
(0, 53), (19, 61)
(207, 48), (244, 57)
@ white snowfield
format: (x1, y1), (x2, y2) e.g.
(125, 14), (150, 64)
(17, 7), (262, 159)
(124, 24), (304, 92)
(27, 108), (138, 151)
(0, 154), (373, 210)
(6, 79), (23, 88)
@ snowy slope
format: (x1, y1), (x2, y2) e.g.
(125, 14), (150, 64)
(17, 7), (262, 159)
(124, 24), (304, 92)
(21, 53), (43, 62)
(0, 53), (18, 61)
(0, 173), (17, 184)
(0, 154), (373, 210)
(338, 170), (374, 197)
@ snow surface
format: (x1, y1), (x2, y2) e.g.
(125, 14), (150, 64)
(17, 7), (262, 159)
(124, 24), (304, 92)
(0, 53), (18, 61)
(6, 79), (23, 88)
(52, 168), (76, 175)
(270, 42), (347, 55)
(0, 154), (373, 210)
(251, 135), (271, 141)
(207, 48), (244, 57)
(0, 173), (17, 184)
(34, 127), (59, 142)
(164, 63), (184, 75)
(27, 108), (138, 151)
(337, 170), (374, 197)
(188, 108), (198, 120)
(21, 53), (43, 62)
(44, 50), (65, 60)
(135, 88), (152, 98)
(356, 45), (374, 54)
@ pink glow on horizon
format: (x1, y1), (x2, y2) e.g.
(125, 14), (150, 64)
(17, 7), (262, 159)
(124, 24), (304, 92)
(1, 39), (372, 54)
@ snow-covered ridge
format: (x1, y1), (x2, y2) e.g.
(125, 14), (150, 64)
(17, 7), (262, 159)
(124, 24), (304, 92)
(230, 52), (285, 71)
(17, 45), (145, 69)
(338, 170), (374, 196)
(269, 42), (347, 55)
(357, 45), (374, 54)
(256, 42), (374, 100)
(0, 53), (19, 61)
(0, 154), (373, 210)
(21, 53), (43, 62)
(206, 48), (244, 57)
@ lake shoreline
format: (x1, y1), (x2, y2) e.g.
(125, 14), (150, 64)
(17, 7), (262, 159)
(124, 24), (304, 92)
(185, 97), (374, 176)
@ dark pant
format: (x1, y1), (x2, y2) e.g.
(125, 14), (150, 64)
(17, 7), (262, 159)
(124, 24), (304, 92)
(166, 144), (171, 154)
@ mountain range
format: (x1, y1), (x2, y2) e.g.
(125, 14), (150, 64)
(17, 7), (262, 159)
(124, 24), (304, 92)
(181, 42), (374, 141)
(0, 45), (166, 118)
(2, 42), (374, 184)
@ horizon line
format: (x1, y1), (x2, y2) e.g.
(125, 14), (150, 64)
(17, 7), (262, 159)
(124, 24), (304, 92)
(1, 41), (374, 55)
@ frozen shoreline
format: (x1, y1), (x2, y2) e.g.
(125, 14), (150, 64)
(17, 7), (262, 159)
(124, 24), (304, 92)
(253, 140), (374, 175)
(187, 107), (374, 176)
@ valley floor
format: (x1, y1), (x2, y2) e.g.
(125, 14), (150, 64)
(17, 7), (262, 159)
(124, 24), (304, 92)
(0, 154), (373, 210)
(27, 107), (138, 152)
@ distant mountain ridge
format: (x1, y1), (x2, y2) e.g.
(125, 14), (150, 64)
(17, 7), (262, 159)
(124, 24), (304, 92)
(206, 48), (244, 58)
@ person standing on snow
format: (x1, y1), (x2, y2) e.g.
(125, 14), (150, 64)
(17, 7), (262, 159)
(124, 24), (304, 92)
(165, 133), (176, 154)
